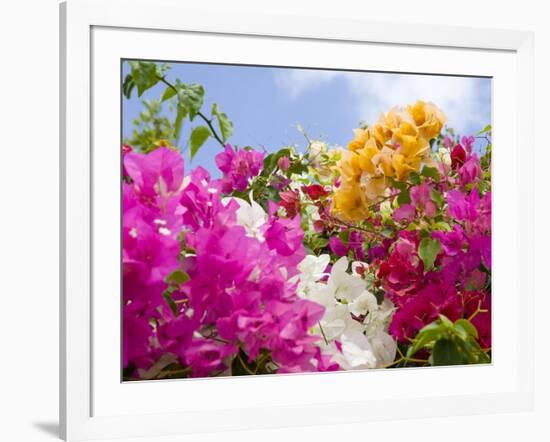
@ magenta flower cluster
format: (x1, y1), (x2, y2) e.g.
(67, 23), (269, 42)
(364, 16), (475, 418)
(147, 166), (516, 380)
(215, 144), (264, 193)
(374, 149), (492, 348)
(122, 147), (337, 377)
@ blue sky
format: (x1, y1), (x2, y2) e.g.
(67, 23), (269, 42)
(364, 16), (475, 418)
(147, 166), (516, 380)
(122, 61), (491, 176)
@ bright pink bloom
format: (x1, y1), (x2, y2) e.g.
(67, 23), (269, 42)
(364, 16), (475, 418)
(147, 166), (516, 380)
(328, 230), (366, 261)
(122, 144), (133, 179)
(461, 135), (475, 153)
(124, 147), (185, 201)
(410, 183), (437, 217)
(215, 144), (264, 192)
(458, 154), (483, 186)
(184, 340), (238, 377)
(393, 204), (415, 223)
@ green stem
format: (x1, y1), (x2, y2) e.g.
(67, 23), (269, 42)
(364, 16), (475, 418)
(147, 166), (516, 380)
(157, 76), (226, 148)
(236, 352), (256, 376)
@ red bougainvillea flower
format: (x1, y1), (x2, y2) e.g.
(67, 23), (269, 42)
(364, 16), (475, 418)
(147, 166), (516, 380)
(389, 282), (463, 342)
(451, 144), (467, 169)
(302, 184), (329, 201)
(278, 189), (301, 218)
(378, 232), (424, 297)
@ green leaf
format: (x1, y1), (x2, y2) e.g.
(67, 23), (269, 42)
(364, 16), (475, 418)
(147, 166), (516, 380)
(454, 319), (479, 339)
(174, 105), (186, 143)
(288, 161), (308, 175)
(421, 166), (441, 181)
(397, 188), (411, 206)
(407, 321), (446, 358)
(211, 103), (234, 142)
(408, 172), (421, 185)
(231, 348), (265, 376)
(261, 148), (292, 177)
(122, 74), (136, 99)
(431, 221), (451, 232)
(312, 236), (329, 250)
(189, 126), (211, 160)
(161, 86), (177, 102)
(176, 81), (205, 121)
(338, 229), (351, 246)
(418, 237), (441, 270)
(166, 270), (190, 285)
(431, 339), (464, 366)
(431, 188), (444, 206)
(477, 124), (492, 135)
(162, 289), (178, 316)
(128, 61), (162, 97)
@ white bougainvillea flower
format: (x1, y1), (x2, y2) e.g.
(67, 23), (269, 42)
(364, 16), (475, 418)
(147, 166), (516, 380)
(295, 254), (330, 289)
(334, 330), (377, 370)
(351, 260), (369, 277)
(325, 256), (366, 303)
(223, 196), (267, 240)
(293, 252), (397, 370)
(363, 298), (395, 337)
(318, 303), (361, 341)
(369, 331), (398, 368)
(348, 290), (378, 317)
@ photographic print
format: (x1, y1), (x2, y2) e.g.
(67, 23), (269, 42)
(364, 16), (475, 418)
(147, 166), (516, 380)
(121, 60), (492, 381)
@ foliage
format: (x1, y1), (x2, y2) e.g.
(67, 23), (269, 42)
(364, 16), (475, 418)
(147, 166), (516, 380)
(123, 61), (233, 157)
(122, 63), (492, 380)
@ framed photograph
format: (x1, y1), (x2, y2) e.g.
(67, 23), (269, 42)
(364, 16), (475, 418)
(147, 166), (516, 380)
(60, 0), (534, 440)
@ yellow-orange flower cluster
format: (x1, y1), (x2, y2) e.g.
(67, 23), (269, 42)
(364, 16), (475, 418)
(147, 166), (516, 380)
(332, 100), (446, 221)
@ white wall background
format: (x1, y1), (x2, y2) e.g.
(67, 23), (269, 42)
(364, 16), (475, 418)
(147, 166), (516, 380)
(0, 1), (547, 441)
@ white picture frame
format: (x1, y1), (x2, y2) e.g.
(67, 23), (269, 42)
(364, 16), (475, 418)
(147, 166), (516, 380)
(60, 0), (535, 440)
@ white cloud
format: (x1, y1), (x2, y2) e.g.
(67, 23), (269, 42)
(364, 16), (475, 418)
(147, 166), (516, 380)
(274, 69), (491, 135)
(274, 70), (341, 99)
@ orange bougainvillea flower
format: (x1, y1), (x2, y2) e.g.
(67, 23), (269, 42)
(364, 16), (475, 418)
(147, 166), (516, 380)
(331, 100), (446, 222)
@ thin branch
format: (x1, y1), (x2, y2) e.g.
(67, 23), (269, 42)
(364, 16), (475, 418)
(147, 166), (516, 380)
(157, 76), (226, 148)
(197, 111), (225, 147)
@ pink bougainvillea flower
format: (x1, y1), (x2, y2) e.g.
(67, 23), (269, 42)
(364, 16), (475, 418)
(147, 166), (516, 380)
(122, 300), (156, 369)
(458, 154), (483, 186)
(124, 147), (185, 201)
(432, 225), (466, 257)
(410, 183), (437, 218)
(393, 203), (416, 223)
(265, 212), (304, 258)
(184, 340), (238, 377)
(461, 135), (475, 153)
(215, 144), (264, 192)
(122, 144), (133, 179)
(277, 156), (291, 171)
(328, 230), (366, 261)
(447, 188), (480, 222)
(328, 236), (348, 257)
